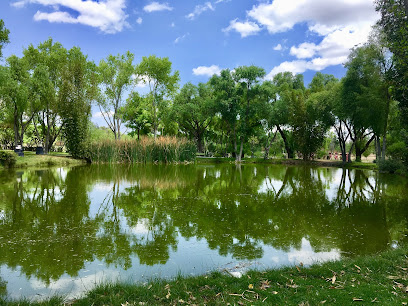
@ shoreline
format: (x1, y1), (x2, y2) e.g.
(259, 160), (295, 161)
(2, 245), (407, 305)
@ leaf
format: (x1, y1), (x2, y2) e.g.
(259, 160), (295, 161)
(260, 280), (271, 290)
(320, 301), (327, 304)
(296, 265), (301, 272)
(353, 298), (363, 302)
(332, 275), (336, 284)
(387, 276), (400, 280)
(248, 284), (254, 289)
(166, 292), (171, 299)
(271, 291), (278, 295)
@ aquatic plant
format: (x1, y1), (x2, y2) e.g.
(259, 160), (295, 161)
(83, 136), (196, 163)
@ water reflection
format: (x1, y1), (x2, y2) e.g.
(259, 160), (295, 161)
(0, 164), (407, 299)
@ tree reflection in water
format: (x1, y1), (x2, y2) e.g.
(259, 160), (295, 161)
(0, 164), (406, 286)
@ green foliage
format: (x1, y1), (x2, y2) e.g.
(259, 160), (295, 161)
(378, 159), (404, 173)
(96, 51), (135, 140)
(136, 55), (180, 137)
(60, 47), (96, 158)
(83, 137), (196, 163)
(171, 82), (215, 152)
(0, 150), (17, 167)
(121, 91), (152, 139)
(0, 19), (9, 58)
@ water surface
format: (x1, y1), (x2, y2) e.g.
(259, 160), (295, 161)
(0, 164), (407, 300)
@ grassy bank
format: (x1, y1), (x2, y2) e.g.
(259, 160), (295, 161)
(0, 151), (85, 169)
(84, 137), (196, 164)
(3, 245), (407, 305)
(196, 157), (378, 170)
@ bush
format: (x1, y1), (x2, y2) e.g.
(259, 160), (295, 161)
(378, 159), (404, 174)
(83, 136), (197, 164)
(0, 150), (17, 168)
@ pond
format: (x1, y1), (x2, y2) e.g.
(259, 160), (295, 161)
(0, 164), (407, 301)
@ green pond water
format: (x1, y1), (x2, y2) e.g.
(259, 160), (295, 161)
(0, 164), (407, 301)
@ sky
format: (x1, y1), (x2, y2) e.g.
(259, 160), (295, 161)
(0, 0), (380, 126)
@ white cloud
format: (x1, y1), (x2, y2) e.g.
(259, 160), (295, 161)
(143, 2), (173, 13)
(273, 43), (282, 51)
(192, 65), (222, 77)
(223, 19), (261, 38)
(290, 42), (317, 59)
(186, 2), (214, 20)
(240, 0), (378, 77)
(13, 0), (129, 34)
(136, 17), (142, 25)
(247, 0), (377, 34)
(174, 33), (189, 44)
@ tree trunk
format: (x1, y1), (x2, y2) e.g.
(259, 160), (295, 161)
(237, 138), (244, 162)
(348, 142), (354, 163)
(233, 125), (237, 158)
(197, 134), (204, 153)
(277, 125), (293, 158)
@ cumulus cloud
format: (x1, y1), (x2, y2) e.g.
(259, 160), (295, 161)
(186, 2), (214, 20)
(237, 0), (378, 77)
(192, 65), (222, 77)
(143, 2), (173, 13)
(136, 17), (142, 25)
(247, 0), (377, 34)
(12, 0), (129, 34)
(223, 19), (261, 38)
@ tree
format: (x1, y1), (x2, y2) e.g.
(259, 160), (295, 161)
(210, 69), (241, 158)
(0, 55), (34, 149)
(0, 19), (10, 58)
(269, 72), (305, 158)
(232, 65), (265, 162)
(121, 92), (152, 140)
(60, 47), (97, 157)
(171, 82), (215, 152)
(96, 51), (135, 140)
(341, 44), (392, 162)
(24, 38), (68, 153)
(376, 0), (408, 168)
(136, 55), (179, 138)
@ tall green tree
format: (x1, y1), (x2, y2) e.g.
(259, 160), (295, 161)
(0, 55), (34, 148)
(96, 52), (135, 140)
(171, 82), (215, 152)
(136, 55), (179, 138)
(0, 19), (10, 58)
(24, 38), (68, 153)
(60, 47), (97, 157)
(121, 92), (152, 140)
(341, 44), (392, 162)
(376, 0), (408, 168)
(232, 65), (265, 162)
(210, 69), (241, 158)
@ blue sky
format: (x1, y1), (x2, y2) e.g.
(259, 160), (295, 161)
(0, 0), (379, 125)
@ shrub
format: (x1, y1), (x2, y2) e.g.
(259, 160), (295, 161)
(0, 150), (17, 168)
(378, 159), (404, 174)
(83, 136), (197, 164)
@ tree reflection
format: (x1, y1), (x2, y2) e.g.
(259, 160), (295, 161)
(0, 164), (407, 286)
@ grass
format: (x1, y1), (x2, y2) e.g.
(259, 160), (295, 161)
(196, 156), (378, 170)
(0, 151), (85, 170)
(3, 245), (407, 305)
(84, 137), (196, 164)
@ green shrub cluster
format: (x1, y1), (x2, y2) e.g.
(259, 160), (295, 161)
(0, 150), (17, 168)
(378, 159), (404, 174)
(83, 136), (196, 163)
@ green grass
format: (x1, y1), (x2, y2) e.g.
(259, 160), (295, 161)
(3, 245), (407, 305)
(84, 137), (196, 164)
(196, 156), (378, 170)
(0, 151), (85, 170)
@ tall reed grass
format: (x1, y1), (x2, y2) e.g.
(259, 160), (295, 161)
(83, 136), (196, 163)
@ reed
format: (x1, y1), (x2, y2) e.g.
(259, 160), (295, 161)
(83, 136), (196, 164)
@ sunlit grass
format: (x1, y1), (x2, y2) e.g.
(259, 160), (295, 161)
(84, 136), (197, 164)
